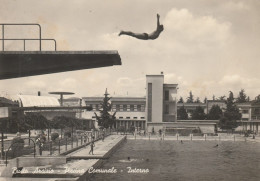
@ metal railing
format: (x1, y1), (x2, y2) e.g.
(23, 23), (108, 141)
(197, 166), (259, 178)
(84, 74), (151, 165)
(0, 23), (57, 51)
(1, 130), (111, 166)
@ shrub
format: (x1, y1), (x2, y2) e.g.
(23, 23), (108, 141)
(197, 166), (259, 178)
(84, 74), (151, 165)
(11, 137), (24, 157)
(64, 131), (71, 138)
(51, 133), (59, 141)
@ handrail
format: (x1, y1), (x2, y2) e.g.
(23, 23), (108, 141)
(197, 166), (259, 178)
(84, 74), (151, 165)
(0, 23), (56, 51)
(0, 38), (57, 51)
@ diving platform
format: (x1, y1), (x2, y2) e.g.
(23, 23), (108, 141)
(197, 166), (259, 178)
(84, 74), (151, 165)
(0, 50), (121, 79)
(0, 23), (122, 80)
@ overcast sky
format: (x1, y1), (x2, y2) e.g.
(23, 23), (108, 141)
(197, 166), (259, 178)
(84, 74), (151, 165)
(0, 0), (260, 101)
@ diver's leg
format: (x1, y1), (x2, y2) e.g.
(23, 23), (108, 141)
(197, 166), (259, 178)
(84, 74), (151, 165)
(119, 31), (148, 40)
(119, 31), (135, 36)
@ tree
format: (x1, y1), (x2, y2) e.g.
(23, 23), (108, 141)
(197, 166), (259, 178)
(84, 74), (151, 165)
(24, 113), (49, 130)
(219, 91), (241, 130)
(52, 116), (71, 138)
(59, 116), (83, 138)
(204, 97), (207, 103)
(191, 106), (206, 120)
(246, 96), (250, 102)
(177, 106), (188, 120)
(186, 91), (194, 103)
(255, 94), (260, 103)
(217, 96), (226, 101)
(212, 95), (215, 100)
(95, 89), (117, 129)
(194, 97), (201, 103)
(178, 97), (184, 103)
(208, 105), (222, 120)
(236, 89), (247, 103)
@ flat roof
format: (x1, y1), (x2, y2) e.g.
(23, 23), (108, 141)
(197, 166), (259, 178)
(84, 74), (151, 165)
(0, 51), (121, 79)
(146, 74), (164, 77)
(163, 84), (178, 88)
(49, 92), (75, 95)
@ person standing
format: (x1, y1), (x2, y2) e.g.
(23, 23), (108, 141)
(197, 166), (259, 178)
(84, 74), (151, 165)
(89, 140), (95, 155)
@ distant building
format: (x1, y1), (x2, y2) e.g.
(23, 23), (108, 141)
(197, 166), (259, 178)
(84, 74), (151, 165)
(0, 97), (18, 118)
(236, 101), (260, 134)
(82, 97), (146, 130)
(17, 95), (76, 120)
(77, 73), (217, 134)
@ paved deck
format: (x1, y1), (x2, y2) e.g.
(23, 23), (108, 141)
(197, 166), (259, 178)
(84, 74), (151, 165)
(67, 134), (125, 159)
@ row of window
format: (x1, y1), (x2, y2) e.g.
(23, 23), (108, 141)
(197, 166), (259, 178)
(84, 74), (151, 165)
(87, 104), (145, 112)
(91, 116), (145, 119)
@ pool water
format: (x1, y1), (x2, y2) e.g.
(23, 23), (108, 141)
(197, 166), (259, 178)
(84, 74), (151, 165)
(90, 140), (260, 181)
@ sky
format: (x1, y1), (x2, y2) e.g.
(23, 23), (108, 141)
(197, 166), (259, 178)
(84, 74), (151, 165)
(0, 0), (260, 101)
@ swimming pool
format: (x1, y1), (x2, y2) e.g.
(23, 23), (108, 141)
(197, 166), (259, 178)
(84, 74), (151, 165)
(90, 140), (260, 181)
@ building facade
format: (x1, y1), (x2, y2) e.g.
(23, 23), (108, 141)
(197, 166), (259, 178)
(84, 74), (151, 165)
(82, 97), (146, 131)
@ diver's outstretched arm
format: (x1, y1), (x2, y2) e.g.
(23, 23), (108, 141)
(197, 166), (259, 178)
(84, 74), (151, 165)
(157, 14), (160, 27)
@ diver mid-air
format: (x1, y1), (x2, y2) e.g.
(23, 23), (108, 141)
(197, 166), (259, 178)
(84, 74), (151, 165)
(119, 14), (164, 40)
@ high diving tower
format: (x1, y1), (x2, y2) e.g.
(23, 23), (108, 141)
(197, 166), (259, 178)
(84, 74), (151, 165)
(0, 24), (121, 80)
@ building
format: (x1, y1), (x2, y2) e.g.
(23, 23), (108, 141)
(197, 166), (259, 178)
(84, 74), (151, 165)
(82, 97), (146, 131)
(146, 74), (178, 132)
(17, 95), (77, 120)
(237, 101), (260, 134)
(74, 73), (217, 135)
(177, 100), (226, 118)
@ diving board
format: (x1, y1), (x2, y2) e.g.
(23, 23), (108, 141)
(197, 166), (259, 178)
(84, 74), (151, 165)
(0, 51), (121, 79)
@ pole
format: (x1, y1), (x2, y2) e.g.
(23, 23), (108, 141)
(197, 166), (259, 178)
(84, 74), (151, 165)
(1, 131), (4, 160)
(50, 141), (52, 155)
(2, 25), (4, 51)
(81, 136), (83, 146)
(29, 130), (31, 145)
(65, 138), (67, 151)
(58, 140), (60, 155)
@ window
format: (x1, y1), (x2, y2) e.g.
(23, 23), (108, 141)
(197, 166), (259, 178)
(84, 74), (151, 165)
(130, 105), (134, 111)
(123, 105), (127, 111)
(93, 104), (96, 111)
(95, 105), (98, 110)
(137, 105), (141, 111)
(126, 117), (130, 119)
(242, 110), (249, 114)
(116, 105), (120, 111)
(148, 83), (152, 122)
(133, 117), (138, 119)
(164, 104), (169, 114)
(164, 90), (169, 101)
(141, 117), (145, 119)
(119, 116), (123, 119)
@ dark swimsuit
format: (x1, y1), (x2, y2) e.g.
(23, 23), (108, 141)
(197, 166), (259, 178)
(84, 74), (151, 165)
(143, 33), (149, 40)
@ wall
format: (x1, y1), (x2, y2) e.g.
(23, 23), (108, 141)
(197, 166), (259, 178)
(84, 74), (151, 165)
(146, 75), (164, 123)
